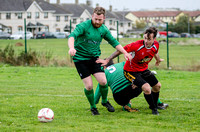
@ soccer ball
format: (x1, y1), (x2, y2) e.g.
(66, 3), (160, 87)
(38, 108), (54, 122)
(151, 70), (157, 75)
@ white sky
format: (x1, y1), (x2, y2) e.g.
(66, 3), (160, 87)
(51, 0), (200, 11)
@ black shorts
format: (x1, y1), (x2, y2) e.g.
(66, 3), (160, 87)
(124, 69), (158, 88)
(74, 57), (104, 79)
(113, 85), (142, 106)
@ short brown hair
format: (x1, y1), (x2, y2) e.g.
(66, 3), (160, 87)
(93, 7), (106, 16)
(144, 27), (158, 38)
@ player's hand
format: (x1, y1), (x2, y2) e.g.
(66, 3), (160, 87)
(68, 48), (76, 56)
(96, 58), (109, 66)
(155, 58), (164, 66)
(124, 53), (132, 61)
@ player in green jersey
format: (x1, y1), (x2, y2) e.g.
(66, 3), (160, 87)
(94, 60), (168, 114)
(68, 7), (132, 115)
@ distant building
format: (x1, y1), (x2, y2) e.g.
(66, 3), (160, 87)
(126, 10), (200, 28)
(0, 0), (199, 36)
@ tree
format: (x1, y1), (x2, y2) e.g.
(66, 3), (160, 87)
(167, 14), (195, 34)
(195, 25), (200, 34)
(135, 20), (146, 29)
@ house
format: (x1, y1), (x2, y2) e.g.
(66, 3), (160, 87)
(126, 10), (200, 28)
(0, 0), (72, 35)
(0, 0), (133, 36)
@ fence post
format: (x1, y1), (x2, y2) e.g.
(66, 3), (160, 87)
(24, 18), (27, 54)
(117, 21), (119, 63)
(70, 19), (72, 63)
(166, 22), (169, 69)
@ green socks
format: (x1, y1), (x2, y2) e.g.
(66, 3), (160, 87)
(99, 83), (108, 104)
(157, 98), (162, 104)
(94, 84), (102, 104)
(84, 88), (96, 109)
(122, 103), (132, 111)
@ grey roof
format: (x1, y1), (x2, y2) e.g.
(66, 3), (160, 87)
(0, 0), (72, 15)
(80, 4), (94, 14)
(0, 0), (28, 11)
(51, 4), (72, 14)
(105, 11), (117, 19)
(35, 0), (58, 11)
(60, 4), (86, 17)
(113, 11), (131, 22)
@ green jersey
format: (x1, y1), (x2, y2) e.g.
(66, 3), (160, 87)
(105, 62), (131, 94)
(94, 62), (131, 104)
(68, 20), (120, 62)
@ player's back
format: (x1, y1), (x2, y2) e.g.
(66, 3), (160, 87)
(105, 62), (131, 94)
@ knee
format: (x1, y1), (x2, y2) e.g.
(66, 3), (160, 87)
(99, 80), (107, 86)
(142, 83), (151, 94)
(152, 82), (161, 92)
(85, 85), (93, 91)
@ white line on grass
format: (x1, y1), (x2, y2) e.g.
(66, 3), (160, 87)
(0, 93), (199, 102)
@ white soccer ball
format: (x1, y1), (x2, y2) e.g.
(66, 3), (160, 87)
(38, 108), (54, 123)
(151, 70), (157, 75)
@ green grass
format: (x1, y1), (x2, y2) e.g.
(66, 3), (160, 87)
(0, 65), (199, 131)
(0, 38), (200, 131)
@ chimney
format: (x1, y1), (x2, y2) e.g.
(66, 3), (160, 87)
(96, 3), (99, 7)
(86, 0), (92, 7)
(57, 0), (60, 4)
(75, 0), (79, 4)
(109, 5), (112, 12)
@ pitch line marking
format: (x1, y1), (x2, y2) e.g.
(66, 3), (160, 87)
(0, 93), (199, 102)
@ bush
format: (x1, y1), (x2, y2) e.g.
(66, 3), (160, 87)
(0, 45), (50, 66)
(0, 45), (73, 66)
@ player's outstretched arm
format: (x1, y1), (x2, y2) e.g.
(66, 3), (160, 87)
(115, 45), (132, 61)
(68, 37), (76, 56)
(96, 50), (121, 66)
(154, 53), (164, 66)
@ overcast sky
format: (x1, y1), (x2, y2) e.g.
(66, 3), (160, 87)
(51, 0), (199, 11)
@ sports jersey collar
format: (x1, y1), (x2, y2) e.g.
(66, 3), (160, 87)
(143, 40), (155, 49)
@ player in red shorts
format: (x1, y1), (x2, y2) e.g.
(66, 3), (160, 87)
(99, 27), (163, 115)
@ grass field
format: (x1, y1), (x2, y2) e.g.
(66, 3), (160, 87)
(0, 66), (199, 131)
(0, 38), (200, 131)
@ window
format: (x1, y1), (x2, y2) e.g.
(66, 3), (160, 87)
(64, 16), (68, 21)
(72, 19), (77, 24)
(128, 22), (131, 27)
(44, 12), (48, 18)
(56, 16), (60, 22)
(80, 18), (84, 23)
(18, 13), (22, 19)
(18, 26), (23, 31)
(6, 13), (11, 19)
(56, 28), (60, 32)
(7, 27), (12, 34)
(35, 12), (39, 18)
(109, 20), (112, 25)
(120, 23), (123, 27)
(27, 12), (31, 19)
(45, 25), (49, 32)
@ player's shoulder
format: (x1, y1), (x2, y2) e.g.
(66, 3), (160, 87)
(132, 40), (144, 46)
(78, 19), (91, 28)
(130, 40), (144, 48)
(154, 40), (159, 45)
(99, 24), (109, 32)
(153, 40), (159, 48)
